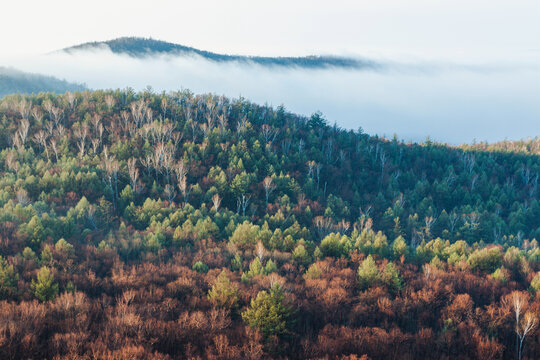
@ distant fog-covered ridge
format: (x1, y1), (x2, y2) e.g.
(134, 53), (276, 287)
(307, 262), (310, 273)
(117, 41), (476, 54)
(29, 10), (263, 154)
(59, 37), (380, 69)
(0, 67), (86, 97)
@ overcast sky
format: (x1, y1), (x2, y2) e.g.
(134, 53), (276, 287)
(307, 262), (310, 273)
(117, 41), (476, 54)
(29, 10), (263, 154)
(2, 0), (539, 61)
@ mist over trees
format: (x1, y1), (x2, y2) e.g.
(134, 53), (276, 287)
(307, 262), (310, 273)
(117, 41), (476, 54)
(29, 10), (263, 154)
(0, 89), (538, 359)
(0, 67), (85, 97)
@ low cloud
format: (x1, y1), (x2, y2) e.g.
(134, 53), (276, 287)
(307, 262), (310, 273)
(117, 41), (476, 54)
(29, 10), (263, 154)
(1, 48), (539, 144)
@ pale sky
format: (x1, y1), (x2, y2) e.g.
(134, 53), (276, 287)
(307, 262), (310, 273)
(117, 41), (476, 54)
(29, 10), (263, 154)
(2, 0), (539, 60)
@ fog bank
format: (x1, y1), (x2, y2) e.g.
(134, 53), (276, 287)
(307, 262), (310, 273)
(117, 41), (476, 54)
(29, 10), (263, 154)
(2, 49), (539, 144)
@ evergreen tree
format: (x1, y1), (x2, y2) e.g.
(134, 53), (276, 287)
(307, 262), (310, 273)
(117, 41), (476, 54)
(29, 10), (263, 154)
(31, 266), (59, 302)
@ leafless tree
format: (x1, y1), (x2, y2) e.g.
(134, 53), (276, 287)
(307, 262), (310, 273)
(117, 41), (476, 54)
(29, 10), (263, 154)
(56, 124), (66, 138)
(315, 163), (322, 189)
(160, 97), (168, 118)
(255, 241), (266, 262)
(211, 193), (221, 212)
(336, 219), (351, 234)
(163, 184), (176, 203)
(51, 107), (64, 127)
(307, 160), (316, 179)
(313, 216), (333, 239)
(64, 92), (77, 112)
(261, 124), (278, 144)
(91, 138), (100, 154)
(50, 138), (59, 162)
(262, 177), (276, 206)
(17, 99), (31, 120)
(298, 139), (305, 153)
(74, 124), (89, 158)
(517, 312), (537, 360)
(127, 158), (140, 194)
(448, 211), (460, 235)
(237, 116), (249, 133)
(31, 107), (44, 124)
(105, 94), (116, 109)
(462, 153), (475, 175)
(16, 188), (30, 206)
(103, 149), (120, 209)
(464, 212), (479, 230)
(423, 216), (436, 239)
(217, 113), (228, 132)
(175, 160), (191, 206)
(470, 174), (479, 192)
(505, 292), (538, 360)
(17, 118), (30, 147)
(237, 194), (250, 216)
(33, 130), (49, 160)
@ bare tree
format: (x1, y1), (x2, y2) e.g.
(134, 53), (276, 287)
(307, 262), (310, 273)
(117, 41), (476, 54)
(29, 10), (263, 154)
(211, 193), (221, 212)
(315, 163), (322, 189)
(33, 130), (49, 161)
(64, 92), (77, 112)
(470, 174), (479, 192)
(31, 107), (44, 124)
(313, 216), (333, 239)
(262, 177), (276, 206)
(237, 194), (250, 216)
(16, 188), (30, 206)
(74, 123), (89, 158)
(448, 211), (460, 235)
(163, 184), (176, 203)
(255, 241), (266, 262)
(160, 97), (168, 118)
(17, 99), (31, 120)
(51, 107), (64, 127)
(127, 158), (140, 194)
(307, 160), (316, 179)
(506, 292), (538, 360)
(17, 118), (30, 147)
(105, 94), (116, 109)
(261, 124), (278, 144)
(423, 216), (436, 239)
(50, 138), (59, 162)
(175, 160), (191, 206)
(517, 312), (538, 360)
(103, 149), (120, 209)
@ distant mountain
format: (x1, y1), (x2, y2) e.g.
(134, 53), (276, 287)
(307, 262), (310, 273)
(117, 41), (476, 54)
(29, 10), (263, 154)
(61, 37), (379, 69)
(0, 67), (86, 97)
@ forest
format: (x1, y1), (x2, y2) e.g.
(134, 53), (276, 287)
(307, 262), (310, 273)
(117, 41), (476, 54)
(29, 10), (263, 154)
(0, 89), (538, 359)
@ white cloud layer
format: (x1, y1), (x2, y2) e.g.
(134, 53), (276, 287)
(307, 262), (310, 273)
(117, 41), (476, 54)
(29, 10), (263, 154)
(2, 49), (538, 144)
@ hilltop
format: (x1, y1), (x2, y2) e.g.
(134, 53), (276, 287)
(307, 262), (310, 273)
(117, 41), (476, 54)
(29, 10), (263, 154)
(61, 37), (379, 69)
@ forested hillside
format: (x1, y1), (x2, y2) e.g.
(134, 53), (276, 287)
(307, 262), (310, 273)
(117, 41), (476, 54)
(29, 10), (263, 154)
(0, 89), (538, 359)
(0, 67), (85, 97)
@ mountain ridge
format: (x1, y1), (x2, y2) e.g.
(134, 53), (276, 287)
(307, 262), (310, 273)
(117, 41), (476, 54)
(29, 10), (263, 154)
(60, 36), (380, 69)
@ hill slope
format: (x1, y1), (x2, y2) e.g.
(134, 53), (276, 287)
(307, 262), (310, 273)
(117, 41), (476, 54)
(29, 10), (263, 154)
(61, 37), (380, 69)
(0, 67), (86, 97)
(0, 90), (538, 359)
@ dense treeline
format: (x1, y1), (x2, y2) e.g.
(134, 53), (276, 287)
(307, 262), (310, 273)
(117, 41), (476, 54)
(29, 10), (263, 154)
(0, 89), (538, 359)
